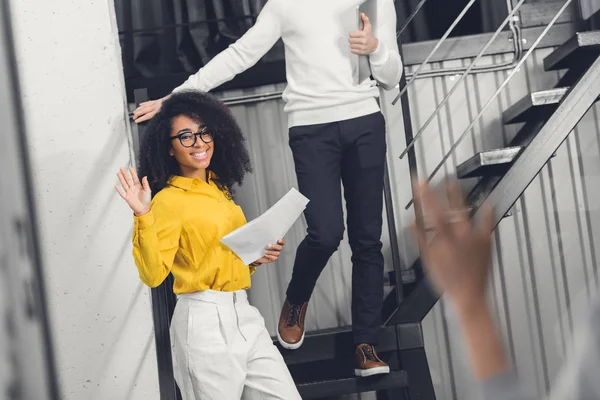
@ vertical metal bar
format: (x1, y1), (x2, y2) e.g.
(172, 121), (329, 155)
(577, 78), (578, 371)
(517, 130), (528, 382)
(399, 348), (437, 399)
(122, 0), (133, 78)
(390, 40), (421, 309)
(383, 162), (404, 300)
(0, 0), (61, 398)
(159, 0), (178, 73)
(133, 89), (179, 400)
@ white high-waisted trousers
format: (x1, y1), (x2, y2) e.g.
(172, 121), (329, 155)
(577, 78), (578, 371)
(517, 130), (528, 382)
(170, 289), (302, 400)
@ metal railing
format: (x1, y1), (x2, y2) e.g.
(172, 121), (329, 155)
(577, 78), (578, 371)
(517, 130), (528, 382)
(397, 0), (526, 153)
(125, 0), (573, 199)
(402, 0), (574, 209)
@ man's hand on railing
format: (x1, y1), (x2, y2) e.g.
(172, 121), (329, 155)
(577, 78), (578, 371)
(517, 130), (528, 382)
(133, 94), (171, 123)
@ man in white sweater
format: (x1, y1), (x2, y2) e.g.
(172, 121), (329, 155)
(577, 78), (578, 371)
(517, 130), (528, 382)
(134, 0), (403, 377)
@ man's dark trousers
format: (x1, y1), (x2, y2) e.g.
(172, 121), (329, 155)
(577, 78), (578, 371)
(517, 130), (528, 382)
(285, 111), (386, 345)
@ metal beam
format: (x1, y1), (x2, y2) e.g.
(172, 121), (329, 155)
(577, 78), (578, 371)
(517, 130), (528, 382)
(476, 55), (600, 225)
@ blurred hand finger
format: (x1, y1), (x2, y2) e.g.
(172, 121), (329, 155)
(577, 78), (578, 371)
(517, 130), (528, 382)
(446, 183), (466, 211)
(415, 182), (449, 236)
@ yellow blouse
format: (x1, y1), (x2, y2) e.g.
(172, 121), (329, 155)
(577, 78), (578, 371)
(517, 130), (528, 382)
(132, 174), (254, 294)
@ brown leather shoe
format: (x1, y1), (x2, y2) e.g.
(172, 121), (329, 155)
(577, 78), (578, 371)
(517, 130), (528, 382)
(277, 298), (308, 350)
(354, 344), (390, 377)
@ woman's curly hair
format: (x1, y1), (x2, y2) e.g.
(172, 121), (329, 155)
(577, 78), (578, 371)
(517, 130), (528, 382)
(138, 90), (252, 197)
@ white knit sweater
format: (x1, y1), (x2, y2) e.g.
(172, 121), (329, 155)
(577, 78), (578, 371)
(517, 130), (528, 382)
(173, 0), (403, 128)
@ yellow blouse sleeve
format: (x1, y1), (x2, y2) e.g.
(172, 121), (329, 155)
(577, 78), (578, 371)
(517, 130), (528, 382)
(131, 199), (181, 288)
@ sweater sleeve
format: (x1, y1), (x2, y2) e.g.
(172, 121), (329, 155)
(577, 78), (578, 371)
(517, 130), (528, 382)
(173, 0), (282, 93)
(480, 298), (600, 400)
(368, 0), (403, 90)
(131, 199), (181, 288)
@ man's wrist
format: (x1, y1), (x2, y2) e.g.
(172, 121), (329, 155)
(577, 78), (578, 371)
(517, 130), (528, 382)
(369, 38), (388, 63)
(370, 38), (380, 55)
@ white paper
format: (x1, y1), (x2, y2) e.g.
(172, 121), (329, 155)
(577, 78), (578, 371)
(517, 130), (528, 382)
(221, 188), (309, 265)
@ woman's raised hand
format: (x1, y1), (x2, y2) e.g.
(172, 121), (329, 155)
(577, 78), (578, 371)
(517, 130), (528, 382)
(115, 167), (152, 216)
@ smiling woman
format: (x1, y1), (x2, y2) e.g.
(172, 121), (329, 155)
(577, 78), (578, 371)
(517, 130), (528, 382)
(114, 90), (300, 399)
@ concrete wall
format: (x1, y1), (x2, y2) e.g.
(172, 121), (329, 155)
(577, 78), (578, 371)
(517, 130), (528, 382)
(9, 0), (159, 398)
(0, 0), (58, 398)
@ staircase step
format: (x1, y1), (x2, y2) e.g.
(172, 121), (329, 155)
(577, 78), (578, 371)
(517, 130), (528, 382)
(273, 323), (424, 365)
(544, 31), (600, 71)
(297, 370), (408, 399)
(457, 147), (523, 179)
(503, 88), (569, 124)
(503, 87), (600, 124)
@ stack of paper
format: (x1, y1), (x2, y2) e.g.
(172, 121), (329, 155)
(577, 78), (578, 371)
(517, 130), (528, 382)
(221, 188), (309, 265)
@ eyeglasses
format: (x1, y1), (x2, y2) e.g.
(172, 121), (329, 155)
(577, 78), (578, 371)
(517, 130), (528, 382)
(170, 127), (214, 148)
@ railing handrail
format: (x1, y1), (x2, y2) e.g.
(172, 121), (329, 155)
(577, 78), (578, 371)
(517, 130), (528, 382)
(392, 0), (521, 106)
(392, 0), (479, 104)
(397, 0), (429, 38)
(404, 0), (575, 210)
(398, 0), (526, 159)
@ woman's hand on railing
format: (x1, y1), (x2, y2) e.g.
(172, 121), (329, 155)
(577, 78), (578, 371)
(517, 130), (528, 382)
(133, 94), (171, 123)
(115, 167), (152, 216)
(251, 239), (286, 266)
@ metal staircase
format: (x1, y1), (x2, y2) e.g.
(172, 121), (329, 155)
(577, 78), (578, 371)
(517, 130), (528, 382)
(383, 30), (600, 341)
